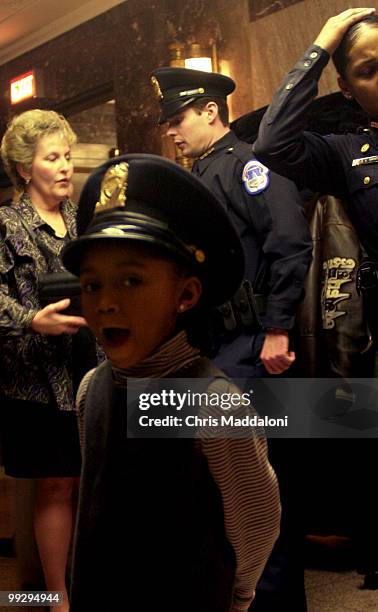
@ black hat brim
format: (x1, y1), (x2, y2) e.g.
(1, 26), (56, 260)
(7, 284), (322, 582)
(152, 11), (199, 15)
(158, 97), (198, 124)
(63, 225), (197, 277)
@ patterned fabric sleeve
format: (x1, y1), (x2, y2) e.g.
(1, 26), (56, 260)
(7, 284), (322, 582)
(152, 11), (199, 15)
(0, 237), (38, 335)
(199, 379), (281, 611)
(0, 196), (79, 409)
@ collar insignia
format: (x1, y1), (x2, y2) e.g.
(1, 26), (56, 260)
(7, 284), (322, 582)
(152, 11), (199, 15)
(199, 147), (214, 160)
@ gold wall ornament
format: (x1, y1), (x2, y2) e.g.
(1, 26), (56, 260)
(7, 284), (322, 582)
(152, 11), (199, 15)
(95, 162), (129, 213)
(151, 76), (163, 100)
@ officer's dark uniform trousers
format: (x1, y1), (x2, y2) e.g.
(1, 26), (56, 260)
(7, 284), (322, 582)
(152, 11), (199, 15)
(255, 44), (378, 578)
(192, 131), (313, 610)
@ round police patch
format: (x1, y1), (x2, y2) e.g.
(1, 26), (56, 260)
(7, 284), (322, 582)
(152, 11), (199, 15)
(242, 160), (270, 195)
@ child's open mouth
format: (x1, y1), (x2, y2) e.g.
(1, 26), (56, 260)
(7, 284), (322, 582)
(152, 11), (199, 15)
(102, 328), (130, 347)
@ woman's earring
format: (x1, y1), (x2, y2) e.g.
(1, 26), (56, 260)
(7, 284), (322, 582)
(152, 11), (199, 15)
(25, 177), (31, 185)
(178, 304), (186, 313)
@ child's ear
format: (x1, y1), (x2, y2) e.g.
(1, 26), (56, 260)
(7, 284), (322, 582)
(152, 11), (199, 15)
(177, 277), (202, 313)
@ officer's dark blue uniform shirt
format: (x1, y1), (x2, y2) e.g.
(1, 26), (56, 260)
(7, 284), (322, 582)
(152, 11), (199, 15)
(192, 130), (312, 335)
(254, 44), (378, 261)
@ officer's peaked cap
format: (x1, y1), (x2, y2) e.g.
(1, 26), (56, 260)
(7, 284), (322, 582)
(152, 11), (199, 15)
(151, 67), (235, 124)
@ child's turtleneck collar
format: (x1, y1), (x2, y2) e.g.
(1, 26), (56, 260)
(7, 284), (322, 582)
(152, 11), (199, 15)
(111, 330), (200, 386)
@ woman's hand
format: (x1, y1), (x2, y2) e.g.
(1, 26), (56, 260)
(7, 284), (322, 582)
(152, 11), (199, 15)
(314, 8), (376, 54)
(31, 299), (87, 335)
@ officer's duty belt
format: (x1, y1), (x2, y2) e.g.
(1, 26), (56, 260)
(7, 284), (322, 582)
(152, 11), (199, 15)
(217, 279), (265, 336)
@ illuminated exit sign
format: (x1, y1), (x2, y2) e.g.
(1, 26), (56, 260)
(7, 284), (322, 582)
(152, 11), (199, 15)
(10, 70), (37, 104)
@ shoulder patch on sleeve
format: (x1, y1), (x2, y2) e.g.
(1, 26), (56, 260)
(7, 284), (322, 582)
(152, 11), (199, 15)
(242, 160), (270, 195)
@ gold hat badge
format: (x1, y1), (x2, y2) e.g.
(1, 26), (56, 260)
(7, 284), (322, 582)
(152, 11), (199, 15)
(151, 76), (163, 100)
(95, 162), (129, 213)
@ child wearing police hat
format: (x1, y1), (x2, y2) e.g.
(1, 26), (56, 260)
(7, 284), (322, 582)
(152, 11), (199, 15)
(62, 153), (280, 612)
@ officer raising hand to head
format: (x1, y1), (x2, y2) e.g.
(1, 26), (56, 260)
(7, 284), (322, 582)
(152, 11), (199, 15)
(254, 6), (378, 591)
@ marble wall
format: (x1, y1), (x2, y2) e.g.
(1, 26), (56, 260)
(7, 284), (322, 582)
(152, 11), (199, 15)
(249, 0), (304, 21)
(248, 0), (378, 109)
(68, 102), (117, 147)
(0, 2), (170, 154)
(1, 0), (376, 155)
(0, 0), (256, 154)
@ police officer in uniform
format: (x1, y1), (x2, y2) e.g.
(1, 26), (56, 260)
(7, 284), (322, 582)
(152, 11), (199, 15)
(254, 7), (378, 588)
(254, 8), (378, 272)
(151, 66), (313, 610)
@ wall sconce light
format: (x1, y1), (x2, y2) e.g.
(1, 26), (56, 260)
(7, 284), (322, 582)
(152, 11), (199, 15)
(168, 42), (219, 73)
(184, 42), (218, 73)
(168, 42), (185, 68)
(184, 43), (212, 72)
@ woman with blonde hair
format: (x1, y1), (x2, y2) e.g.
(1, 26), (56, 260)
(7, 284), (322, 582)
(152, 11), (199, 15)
(0, 109), (87, 612)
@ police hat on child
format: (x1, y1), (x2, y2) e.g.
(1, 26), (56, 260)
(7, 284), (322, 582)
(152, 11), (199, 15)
(151, 67), (235, 124)
(62, 154), (244, 307)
